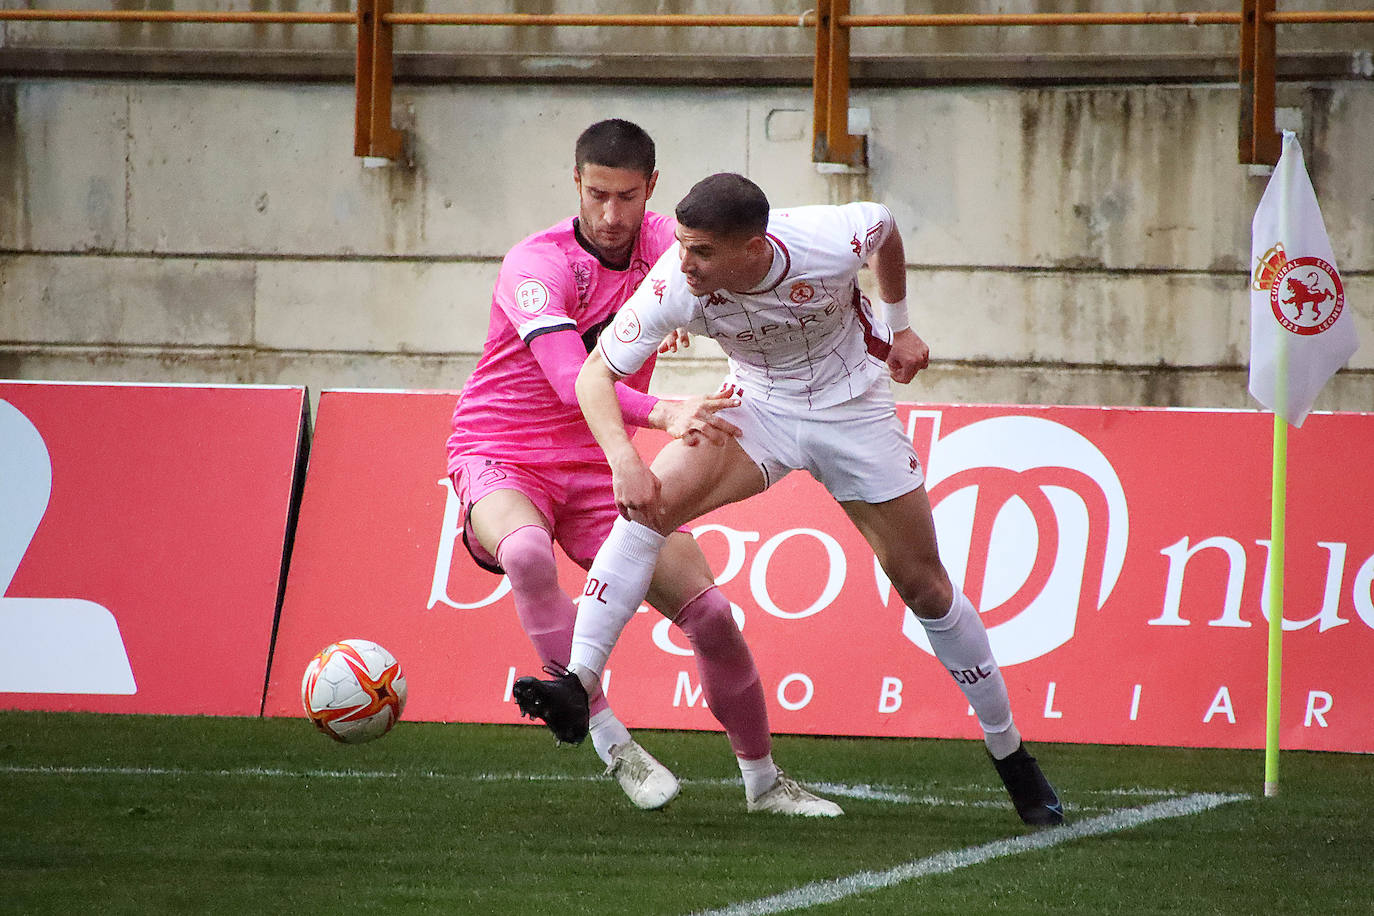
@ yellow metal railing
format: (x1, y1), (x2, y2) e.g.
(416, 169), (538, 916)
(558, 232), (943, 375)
(3, 4), (1372, 166)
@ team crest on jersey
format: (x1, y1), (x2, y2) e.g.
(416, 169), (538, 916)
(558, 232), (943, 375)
(571, 263), (592, 312)
(615, 307), (643, 343)
(1253, 243), (1346, 336)
(514, 279), (550, 314)
(789, 281), (815, 304)
(631, 258), (652, 287)
(864, 221), (885, 255)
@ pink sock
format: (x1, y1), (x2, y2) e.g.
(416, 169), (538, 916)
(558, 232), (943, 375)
(497, 525), (608, 716)
(674, 586), (771, 760)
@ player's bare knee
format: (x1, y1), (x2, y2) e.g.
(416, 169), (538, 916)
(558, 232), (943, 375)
(894, 569), (954, 620)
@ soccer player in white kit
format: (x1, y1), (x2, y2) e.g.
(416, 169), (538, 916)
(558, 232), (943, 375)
(516, 172), (1064, 826)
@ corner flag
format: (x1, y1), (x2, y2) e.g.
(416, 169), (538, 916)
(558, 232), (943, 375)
(1249, 131), (1359, 426)
(1249, 131), (1359, 798)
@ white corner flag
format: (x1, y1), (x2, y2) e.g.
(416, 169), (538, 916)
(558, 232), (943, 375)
(1249, 131), (1360, 799)
(1249, 131), (1359, 427)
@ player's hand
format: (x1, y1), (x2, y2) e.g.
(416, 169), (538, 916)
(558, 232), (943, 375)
(653, 382), (743, 446)
(608, 451), (664, 525)
(657, 328), (691, 354)
(886, 328), (930, 384)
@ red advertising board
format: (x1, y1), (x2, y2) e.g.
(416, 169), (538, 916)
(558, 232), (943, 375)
(263, 390), (1374, 752)
(0, 381), (306, 715)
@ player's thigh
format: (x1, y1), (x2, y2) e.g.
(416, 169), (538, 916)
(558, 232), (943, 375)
(553, 468), (619, 569)
(644, 530), (717, 620)
(467, 487), (552, 557)
(801, 394), (922, 504)
(840, 486), (951, 615)
(650, 436), (766, 531)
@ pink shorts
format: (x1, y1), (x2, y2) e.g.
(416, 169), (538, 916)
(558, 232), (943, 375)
(450, 456), (619, 572)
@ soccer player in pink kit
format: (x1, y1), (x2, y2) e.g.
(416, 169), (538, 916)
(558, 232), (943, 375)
(450, 123), (833, 815)
(517, 172), (1065, 826)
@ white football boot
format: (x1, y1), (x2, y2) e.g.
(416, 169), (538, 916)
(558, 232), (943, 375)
(606, 740), (680, 810)
(746, 770), (844, 817)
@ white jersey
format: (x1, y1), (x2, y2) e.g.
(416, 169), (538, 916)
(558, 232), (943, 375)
(598, 202), (897, 410)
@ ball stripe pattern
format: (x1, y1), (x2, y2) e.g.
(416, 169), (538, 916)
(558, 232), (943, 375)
(301, 639), (407, 744)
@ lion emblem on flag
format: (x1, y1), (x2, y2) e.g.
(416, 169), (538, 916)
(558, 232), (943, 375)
(1281, 272), (1335, 320)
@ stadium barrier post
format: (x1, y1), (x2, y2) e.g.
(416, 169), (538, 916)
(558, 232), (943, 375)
(1239, 0), (1282, 165)
(354, 0), (404, 162)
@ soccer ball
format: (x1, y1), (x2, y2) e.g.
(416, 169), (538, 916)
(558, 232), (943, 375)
(301, 639), (407, 744)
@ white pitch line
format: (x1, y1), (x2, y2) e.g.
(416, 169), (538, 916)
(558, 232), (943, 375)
(0, 764), (602, 782)
(690, 792), (1249, 916)
(0, 765), (1198, 813)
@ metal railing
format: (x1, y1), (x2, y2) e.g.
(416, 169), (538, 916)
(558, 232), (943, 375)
(4, 3), (1372, 166)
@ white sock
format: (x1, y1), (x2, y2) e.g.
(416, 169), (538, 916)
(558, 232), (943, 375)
(738, 753), (780, 801)
(570, 518), (665, 685)
(589, 707), (632, 767)
(985, 722), (1023, 760)
(918, 586), (1017, 755)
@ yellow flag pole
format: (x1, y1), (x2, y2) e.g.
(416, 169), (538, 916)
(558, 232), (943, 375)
(1264, 410), (1286, 798)
(1263, 131), (1294, 799)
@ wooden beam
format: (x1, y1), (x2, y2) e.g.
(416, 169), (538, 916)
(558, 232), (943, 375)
(354, 0), (403, 161)
(1239, 0), (1282, 165)
(812, 0), (865, 168)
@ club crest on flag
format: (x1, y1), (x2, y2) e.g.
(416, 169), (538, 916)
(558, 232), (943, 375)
(1252, 246), (1345, 336)
(1251, 243), (1286, 291)
(1247, 131), (1359, 427)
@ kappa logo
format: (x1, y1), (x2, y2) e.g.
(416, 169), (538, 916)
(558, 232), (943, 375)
(707, 292), (733, 306)
(1253, 244), (1346, 336)
(652, 278), (666, 302)
(899, 414), (1129, 665)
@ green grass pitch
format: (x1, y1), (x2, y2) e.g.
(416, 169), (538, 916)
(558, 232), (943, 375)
(2, 711), (1370, 914)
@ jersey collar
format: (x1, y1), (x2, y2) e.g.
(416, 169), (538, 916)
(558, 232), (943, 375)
(572, 217), (634, 271)
(742, 233), (791, 295)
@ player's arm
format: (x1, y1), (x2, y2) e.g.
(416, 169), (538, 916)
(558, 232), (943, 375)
(498, 239), (664, 427)
(527, 330), (661, 427)
(577, 348), (741, 520)
(576, 348), (661, 521)
(867, 212), (930, 385)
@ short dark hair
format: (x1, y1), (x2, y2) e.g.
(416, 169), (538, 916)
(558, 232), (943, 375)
(574, 119), (656, 176)
(674, 173), (770, 240)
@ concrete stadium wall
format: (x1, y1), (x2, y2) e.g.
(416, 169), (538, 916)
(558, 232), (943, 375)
(1, 4), (1372, 412)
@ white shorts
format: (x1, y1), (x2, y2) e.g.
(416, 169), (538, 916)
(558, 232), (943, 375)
(719, 379), (925, 503)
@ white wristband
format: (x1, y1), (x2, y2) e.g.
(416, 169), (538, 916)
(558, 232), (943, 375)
(881, 297), (909, 332)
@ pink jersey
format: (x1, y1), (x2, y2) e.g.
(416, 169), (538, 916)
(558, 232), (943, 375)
(447, 212), (677, 471)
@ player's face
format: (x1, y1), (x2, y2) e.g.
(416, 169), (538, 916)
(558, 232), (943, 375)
(675, 225), (760, 296)
(575, 164), (657, 264)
